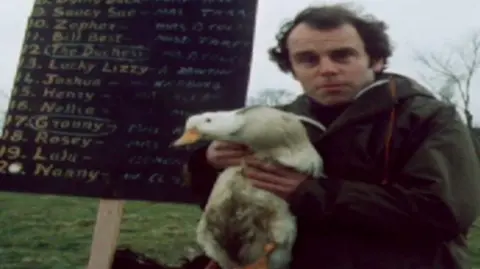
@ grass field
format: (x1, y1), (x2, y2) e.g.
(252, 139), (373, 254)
(0, 192), (203, 269)
(1, 192), (480, 269)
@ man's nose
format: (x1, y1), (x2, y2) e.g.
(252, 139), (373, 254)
(316, 58), (339, 76)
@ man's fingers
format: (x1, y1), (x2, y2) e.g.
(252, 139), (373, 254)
(213, 141), (247, 149)
(218, 158), (244, 167)
(244, 158), (287, 175)
(250, 179), (288, 196)
(214, 150), (250, 159)
(243, 167), (283, 185)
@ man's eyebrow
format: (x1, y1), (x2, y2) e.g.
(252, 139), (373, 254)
(291, 50), (317, 57)
(329, 47), (358, 54)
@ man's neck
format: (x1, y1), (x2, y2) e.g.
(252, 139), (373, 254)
(308, 98), (351, 127)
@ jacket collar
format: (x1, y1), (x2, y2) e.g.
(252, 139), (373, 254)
(290, 72), (433, 142)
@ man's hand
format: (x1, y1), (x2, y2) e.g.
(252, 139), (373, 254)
(242, 157), (310, 200)
(206, 141), (253, 169)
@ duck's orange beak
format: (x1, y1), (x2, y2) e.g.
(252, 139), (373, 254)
(172, 128), (202, 147)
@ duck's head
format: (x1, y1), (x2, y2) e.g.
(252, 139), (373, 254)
(171, 105), (325, 149)
(171, 110), (246, 147)
(172, 105), (326, 177)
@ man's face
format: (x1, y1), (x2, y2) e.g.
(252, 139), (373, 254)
(287, 23), (384, 105)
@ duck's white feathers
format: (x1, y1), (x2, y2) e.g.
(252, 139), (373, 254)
(190, 106), (325, 269)
(197, 167), (296, 269)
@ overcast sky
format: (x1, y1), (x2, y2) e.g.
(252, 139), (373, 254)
(0, 0), (479, 125)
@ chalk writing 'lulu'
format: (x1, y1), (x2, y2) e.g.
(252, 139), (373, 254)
(33, 146), (86, 163)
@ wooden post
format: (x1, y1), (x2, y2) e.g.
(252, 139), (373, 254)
(86, 200), (125, 269)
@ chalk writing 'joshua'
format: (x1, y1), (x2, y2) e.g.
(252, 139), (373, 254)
(42, 74), (101, 86)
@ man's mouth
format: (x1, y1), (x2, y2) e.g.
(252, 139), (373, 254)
(320, 84), (345, 91)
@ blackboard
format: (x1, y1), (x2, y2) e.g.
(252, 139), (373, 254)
(0, 0), (258, 203)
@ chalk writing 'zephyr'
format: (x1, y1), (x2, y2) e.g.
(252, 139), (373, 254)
(45, 44), (149, 62)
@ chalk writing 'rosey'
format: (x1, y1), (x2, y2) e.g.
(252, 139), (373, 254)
(34, 131), (97, 148)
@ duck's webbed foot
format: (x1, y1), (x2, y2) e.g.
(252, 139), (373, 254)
(236, 243), (276, 269)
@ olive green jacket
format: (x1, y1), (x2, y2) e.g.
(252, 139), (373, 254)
(185, 72), (480, 269)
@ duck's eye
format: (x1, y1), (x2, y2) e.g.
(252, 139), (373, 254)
(205, 118), (211, 123)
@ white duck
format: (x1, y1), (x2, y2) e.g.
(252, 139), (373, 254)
(172, 105), (325, 269)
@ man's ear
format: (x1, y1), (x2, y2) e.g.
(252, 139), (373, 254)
(371, 58), (385, 72)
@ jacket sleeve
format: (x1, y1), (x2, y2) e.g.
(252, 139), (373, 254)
(184, 145), (219, 210)
(288, 105), (480, 241)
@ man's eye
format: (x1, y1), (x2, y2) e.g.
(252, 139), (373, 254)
(330, 50), (354, 62)
(297, 54), (318, 65)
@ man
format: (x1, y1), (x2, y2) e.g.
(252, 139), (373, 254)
(185, 4), (480, 269)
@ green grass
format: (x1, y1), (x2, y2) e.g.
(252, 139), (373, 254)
(1, 192), (480, 269)
(0, 192), (203, 269)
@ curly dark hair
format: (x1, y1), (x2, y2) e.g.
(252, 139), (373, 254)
(268, 3), (393, 74)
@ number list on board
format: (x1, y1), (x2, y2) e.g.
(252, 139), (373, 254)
(0, 0), (258, 202)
